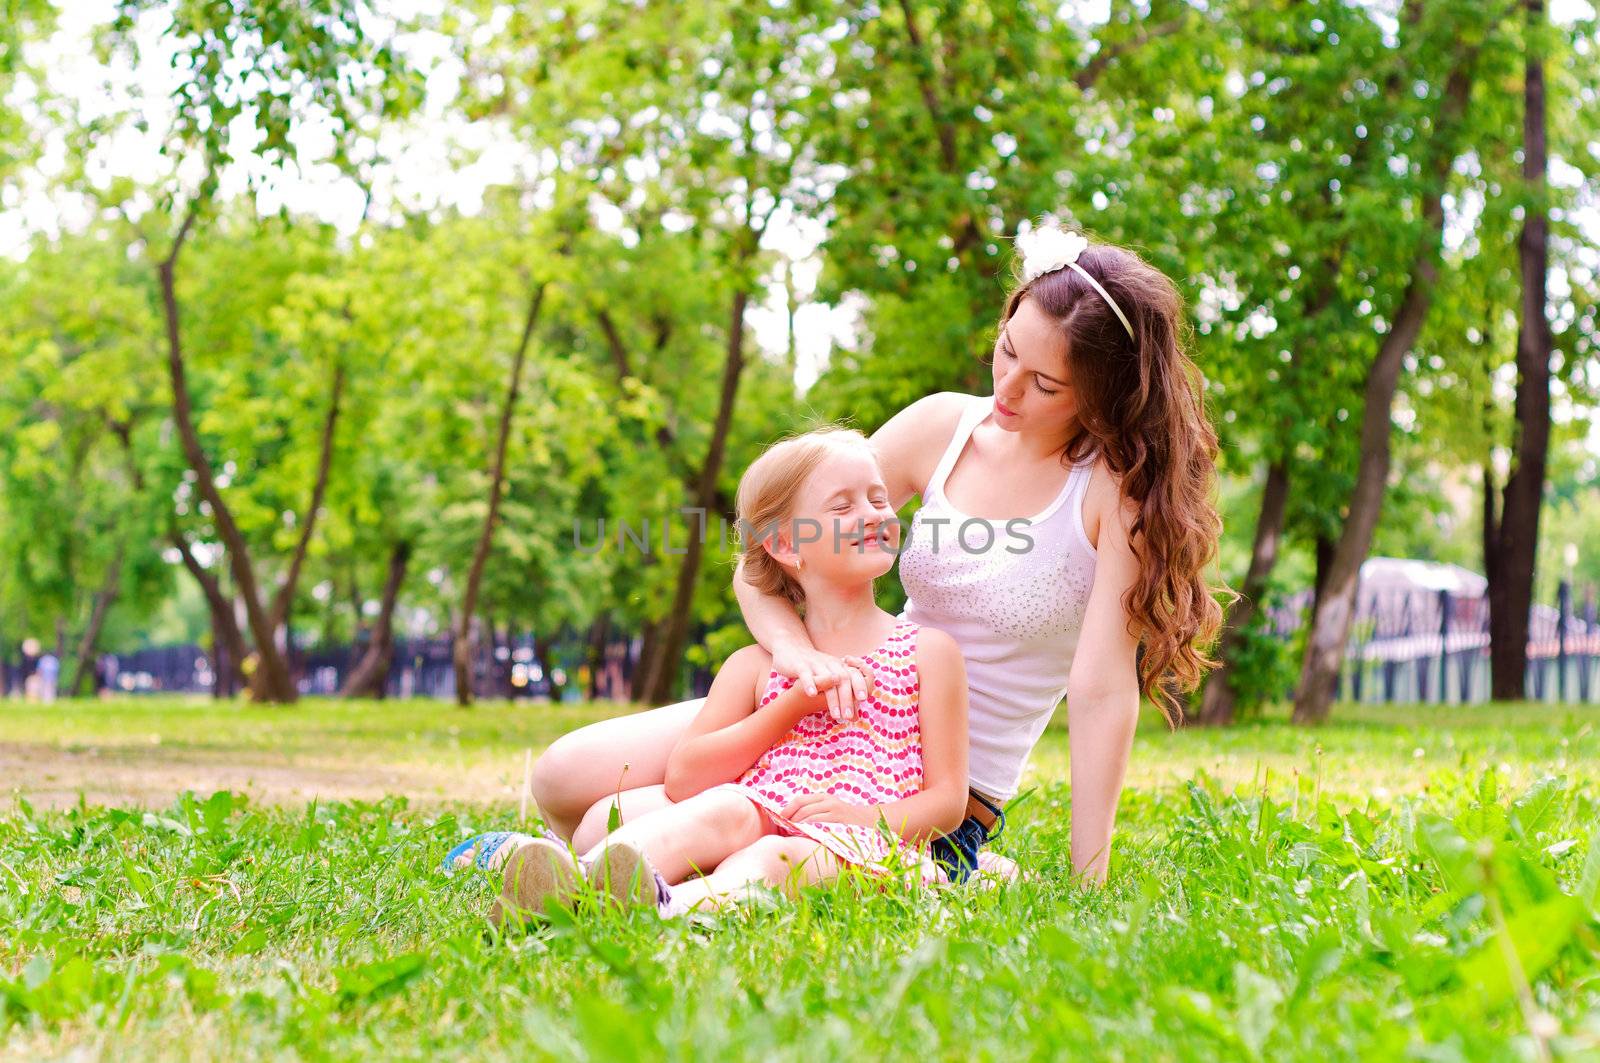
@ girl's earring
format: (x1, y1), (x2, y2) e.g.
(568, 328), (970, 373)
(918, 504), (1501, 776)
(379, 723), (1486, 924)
(794, 556), (804, 572)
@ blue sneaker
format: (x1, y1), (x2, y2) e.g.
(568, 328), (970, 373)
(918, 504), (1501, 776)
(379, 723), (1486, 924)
(441, 826), (564, 875)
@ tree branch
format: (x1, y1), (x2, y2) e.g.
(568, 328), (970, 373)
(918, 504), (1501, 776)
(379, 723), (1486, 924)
(269, 361), (346, 630)
(895, 0), (958, 170)
(1074, 18), (1186, 91)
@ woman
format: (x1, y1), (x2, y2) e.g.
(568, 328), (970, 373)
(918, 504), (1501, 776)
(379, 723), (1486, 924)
(528, 221), (1228, 884)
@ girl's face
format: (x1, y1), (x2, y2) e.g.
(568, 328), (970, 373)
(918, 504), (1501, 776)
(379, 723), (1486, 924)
(991, 297), (1080, 433)
(777, 445), (900, 583)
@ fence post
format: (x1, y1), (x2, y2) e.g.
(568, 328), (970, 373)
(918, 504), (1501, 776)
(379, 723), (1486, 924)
(1583, 586), (1596, 703)
(1438, 588), (1450, 704)
(1557, 579), (1570, 702)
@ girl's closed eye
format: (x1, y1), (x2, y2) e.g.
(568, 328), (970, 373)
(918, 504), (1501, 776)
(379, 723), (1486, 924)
(1032, 378), (1058, 396)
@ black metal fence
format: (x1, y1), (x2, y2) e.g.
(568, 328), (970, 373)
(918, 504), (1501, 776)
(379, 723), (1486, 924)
(22, 626), (719, 703)
(1265, 579), (1599, 705)
(12, 578), (1595, 706)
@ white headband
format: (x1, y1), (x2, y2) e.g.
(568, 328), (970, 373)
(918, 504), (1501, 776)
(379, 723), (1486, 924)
(1016, 225), (1135, 342)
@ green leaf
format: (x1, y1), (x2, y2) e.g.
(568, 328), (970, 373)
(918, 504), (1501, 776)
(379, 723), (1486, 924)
(1440, 895), (1586, 1018)
(1509, 776), (1565, 839)
(333, 954), (427, 1006)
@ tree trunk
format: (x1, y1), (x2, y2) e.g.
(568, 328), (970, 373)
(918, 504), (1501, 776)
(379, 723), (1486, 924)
(250, 363), (345, 701)
(1292, 57), (1478, 725)
(1196, 458), (1290, 726)
(480, 614), (504, 700)
(631, 616), (662, 702)
(210, 600), (240, 698)
(67, 543), (125, 696)
(536, 637), (566, 703)
(585, 612), (611, 700)
(1482, 460), (1500, 589)
(1487, 0), (1551, 703)
(455, 283), (545, 706)
(159, 206), (296, 703)
(340, 540), (411, 699)
(638, 287), (749, 705)
(171, 531), (249, 698)
(1198, 220), (1346, 728)
(1312, 533), (1337, 613)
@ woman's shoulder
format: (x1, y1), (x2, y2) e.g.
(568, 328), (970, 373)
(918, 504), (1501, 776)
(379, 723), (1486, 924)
(913, 390), (983, 424)
(870, 392), (979, 506)
(873, 391), (974, 444)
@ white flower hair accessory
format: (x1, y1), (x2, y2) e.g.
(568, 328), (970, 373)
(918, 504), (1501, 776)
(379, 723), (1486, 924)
(1015, 221), (1135, 342)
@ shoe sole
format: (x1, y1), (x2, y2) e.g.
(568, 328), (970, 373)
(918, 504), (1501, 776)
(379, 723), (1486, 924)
(587, 841), (658, 909)
(491, 839), (583, 928)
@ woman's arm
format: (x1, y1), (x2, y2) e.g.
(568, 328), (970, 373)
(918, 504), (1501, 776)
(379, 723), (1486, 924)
(663, 645), (829, 801)
(785, 626), (969, 844)
(1064, 483), (1144, 885)
(733, 555), (867, 720)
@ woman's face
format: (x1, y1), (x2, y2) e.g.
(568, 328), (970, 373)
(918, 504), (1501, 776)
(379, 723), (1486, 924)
(991, 296), (1079, 434)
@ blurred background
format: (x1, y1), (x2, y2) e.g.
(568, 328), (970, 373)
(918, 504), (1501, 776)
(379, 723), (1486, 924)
(1, 0), (1597, 723)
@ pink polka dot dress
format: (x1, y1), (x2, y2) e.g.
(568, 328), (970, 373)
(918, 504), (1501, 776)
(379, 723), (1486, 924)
(710, 619), (930, 872)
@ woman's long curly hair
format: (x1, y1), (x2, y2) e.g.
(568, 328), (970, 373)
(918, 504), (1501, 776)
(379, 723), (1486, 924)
(996, 227), (1234, 725)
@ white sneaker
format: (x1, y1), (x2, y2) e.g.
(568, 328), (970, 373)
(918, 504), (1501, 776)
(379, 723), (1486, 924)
(491, 838), (584, 928)
(586, 839), (672, 912)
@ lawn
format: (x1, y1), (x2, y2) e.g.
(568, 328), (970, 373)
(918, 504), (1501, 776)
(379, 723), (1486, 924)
(2, 697), (1597, 1060)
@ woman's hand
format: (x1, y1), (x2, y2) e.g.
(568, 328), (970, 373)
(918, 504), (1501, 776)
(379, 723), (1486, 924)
(771, 643), (875, 722)
(781, 792), (879, 828)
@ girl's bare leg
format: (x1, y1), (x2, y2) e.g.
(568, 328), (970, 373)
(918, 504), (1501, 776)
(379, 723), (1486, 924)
(572, 785), (674, 852)
(581, 788), (768, 882)
(669, 836), (840, 911)
(530, 698), (704, 839)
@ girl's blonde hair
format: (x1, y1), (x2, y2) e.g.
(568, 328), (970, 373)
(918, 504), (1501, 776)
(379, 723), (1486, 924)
(736, 426), (873, 608)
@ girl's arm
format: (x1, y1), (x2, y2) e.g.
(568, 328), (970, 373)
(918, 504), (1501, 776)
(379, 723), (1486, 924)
(784, 626), (969, 843)
(1064, 486), (1145, 886)
(663, 645), (829, 802)
(881, 626), (969, 841)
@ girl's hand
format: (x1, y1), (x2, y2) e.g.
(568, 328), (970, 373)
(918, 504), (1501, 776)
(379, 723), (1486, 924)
(781, 792), (878, 827)
(772, 643), (874, 722)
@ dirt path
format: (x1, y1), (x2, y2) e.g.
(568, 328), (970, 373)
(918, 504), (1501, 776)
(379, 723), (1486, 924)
(0, 741), (526, 810)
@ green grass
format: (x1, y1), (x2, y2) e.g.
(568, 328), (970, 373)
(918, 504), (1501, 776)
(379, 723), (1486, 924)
(2, 697), (1598, 1060)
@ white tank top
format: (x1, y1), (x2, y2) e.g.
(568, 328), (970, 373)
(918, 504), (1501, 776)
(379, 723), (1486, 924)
(897, 393), (1099, 799)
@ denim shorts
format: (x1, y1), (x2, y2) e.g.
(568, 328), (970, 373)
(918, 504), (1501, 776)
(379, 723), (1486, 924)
(929, 790), (1006, 883)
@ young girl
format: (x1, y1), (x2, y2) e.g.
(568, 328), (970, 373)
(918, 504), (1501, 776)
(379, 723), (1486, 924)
(491, 428), (969, 919)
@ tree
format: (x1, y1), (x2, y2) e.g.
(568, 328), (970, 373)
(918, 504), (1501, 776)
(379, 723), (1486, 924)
(806, 0), (1209, 429)
(95, 0), (420, 701)
(0, 228), (169, 693)
(457, 2), (824, 702)
(0, 0), (53, 185)
(1487, 0), (1555, 700)
(1186, 1), (1425, 724)
(451, 276), (545, 706)
(1291, 3), (1501, 723)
